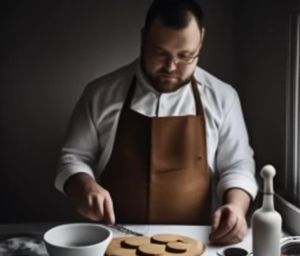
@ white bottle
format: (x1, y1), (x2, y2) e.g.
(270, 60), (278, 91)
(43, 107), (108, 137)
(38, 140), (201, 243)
(252, 165), (282, 256)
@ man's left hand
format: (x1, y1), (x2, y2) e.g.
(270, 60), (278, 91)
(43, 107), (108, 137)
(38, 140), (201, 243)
(209, 203), (248, 245)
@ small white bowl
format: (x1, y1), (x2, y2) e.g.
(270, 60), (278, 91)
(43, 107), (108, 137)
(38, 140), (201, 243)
(43, 223), (112, 256)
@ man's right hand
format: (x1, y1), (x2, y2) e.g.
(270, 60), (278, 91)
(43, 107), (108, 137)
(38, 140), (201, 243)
(64, 173), (115, 224)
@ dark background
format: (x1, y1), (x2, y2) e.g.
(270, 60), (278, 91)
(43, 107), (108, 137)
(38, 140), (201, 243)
(0, 0), (299, 222)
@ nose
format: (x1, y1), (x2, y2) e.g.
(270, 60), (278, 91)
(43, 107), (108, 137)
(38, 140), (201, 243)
(164, 57), (178, 72)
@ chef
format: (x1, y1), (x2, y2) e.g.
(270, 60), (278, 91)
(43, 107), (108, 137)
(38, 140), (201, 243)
(55, 0), (258, 245)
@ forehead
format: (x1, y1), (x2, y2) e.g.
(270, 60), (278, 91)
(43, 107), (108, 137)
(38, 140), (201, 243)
(145, 17), (202, 51)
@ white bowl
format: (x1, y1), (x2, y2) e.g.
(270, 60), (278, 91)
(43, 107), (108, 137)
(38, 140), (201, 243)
(43, 223), (112, 256)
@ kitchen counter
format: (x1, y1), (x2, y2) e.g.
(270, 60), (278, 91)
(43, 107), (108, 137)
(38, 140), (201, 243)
(0, 222), (255, 256)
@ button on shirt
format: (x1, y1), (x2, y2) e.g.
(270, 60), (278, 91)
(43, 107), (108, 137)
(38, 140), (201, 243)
(55, 59), (258, 204)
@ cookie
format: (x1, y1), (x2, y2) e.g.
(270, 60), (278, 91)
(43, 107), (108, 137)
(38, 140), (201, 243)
(151, 234), (180, 244)
(123, 236), (151, 249)
(166, 241), (191, 253)
(137, 243), (165, 256)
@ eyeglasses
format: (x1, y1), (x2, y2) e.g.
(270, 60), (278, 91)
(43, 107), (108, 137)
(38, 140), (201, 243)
(150, 50), (200, 65)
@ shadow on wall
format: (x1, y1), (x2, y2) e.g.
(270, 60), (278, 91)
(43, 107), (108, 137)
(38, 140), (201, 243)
(235, 0), (295, 190)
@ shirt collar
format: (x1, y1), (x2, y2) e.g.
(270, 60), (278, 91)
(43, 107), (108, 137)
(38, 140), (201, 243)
(193, 66), (205, 86)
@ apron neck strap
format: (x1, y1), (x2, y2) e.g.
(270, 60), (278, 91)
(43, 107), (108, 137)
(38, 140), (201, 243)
(191, 77), (203, 116)
(122, 76), (137, 110)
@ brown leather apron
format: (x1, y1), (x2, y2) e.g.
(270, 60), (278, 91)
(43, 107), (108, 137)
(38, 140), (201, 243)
(100, 76), (211, 224)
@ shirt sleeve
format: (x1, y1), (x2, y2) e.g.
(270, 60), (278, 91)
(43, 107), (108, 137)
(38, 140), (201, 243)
(55, 86), (98, 193)
(215, 90), (258, 201)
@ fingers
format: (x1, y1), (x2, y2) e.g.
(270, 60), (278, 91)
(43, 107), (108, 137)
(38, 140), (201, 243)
(77, 187), (115, 223)
(91, 194), (105, 221)
(215, 219), (247, 245)
(210, 207), (237, 240)
(209, 205), (247, 245)
(103, 193), (115, 224)
(77, 194), (103, 221)
(211, 208), (222, 232)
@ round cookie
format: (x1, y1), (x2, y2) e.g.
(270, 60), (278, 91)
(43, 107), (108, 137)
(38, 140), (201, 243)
(166, 241), (191, 253)
(151, 234), (180, 244)
(123, 236), (151, 249)
(137, 243), (165, 256)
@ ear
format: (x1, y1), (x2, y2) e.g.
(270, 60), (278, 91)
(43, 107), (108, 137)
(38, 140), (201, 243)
(200, 27), (205, 46)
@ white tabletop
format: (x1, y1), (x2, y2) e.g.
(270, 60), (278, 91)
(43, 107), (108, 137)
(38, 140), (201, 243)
(0, 221), (293, 256)
(3, 222), (289, 256)
(117, 225), (253, 256)
(0, 223), (252, 255)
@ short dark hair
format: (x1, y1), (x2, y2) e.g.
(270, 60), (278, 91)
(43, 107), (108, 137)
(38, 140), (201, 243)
(144, 0), (204, 34)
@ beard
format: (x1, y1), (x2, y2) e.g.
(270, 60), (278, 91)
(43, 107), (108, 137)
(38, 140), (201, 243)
(141, 61), (194, 93)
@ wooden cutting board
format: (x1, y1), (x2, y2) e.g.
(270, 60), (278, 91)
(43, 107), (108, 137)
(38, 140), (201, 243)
(105, 233), (205, 256)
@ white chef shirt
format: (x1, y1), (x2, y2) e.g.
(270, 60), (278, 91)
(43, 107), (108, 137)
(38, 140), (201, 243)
(55, 59), (258, 205)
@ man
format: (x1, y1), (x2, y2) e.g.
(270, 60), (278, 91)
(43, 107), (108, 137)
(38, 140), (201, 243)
(55, 0), (257, 245)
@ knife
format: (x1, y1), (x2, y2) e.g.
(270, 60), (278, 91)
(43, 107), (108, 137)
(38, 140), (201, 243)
(106, 224), (144, 236)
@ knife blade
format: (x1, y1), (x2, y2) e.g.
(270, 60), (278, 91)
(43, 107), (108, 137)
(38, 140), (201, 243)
(106, 224), (144, 236)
